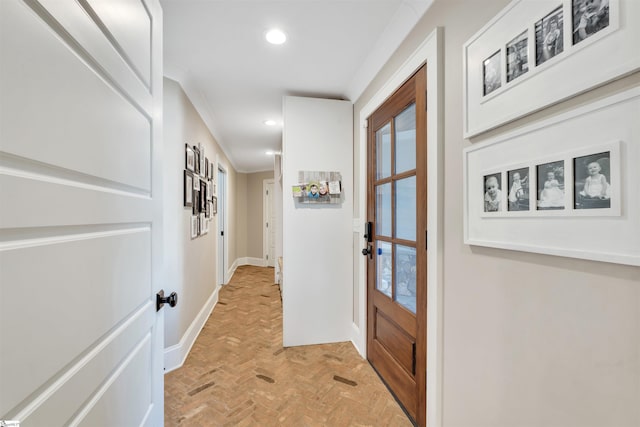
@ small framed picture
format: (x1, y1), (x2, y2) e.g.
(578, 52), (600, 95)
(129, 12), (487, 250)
(483, 50), (501, 96)
(190, 215), (198, 239)
(507, 167), (530, 211)
(192, 190), (199, 214)
(207, 182), (212, 201)
(202, 216), (209, 234)
(506, 30), (529, 83)
(572, 0), (609, 45)
(574, 151), (611, 209)
(199, 213), (205, 235)
(185, 144), (195, 172)
(536, 160), (565, 210)
(200, 180), (207, 212)
(184, 170), (193, 207)
(204, 157), (209, 178)
(205, 199), (211, 218)
(193, 146), (200, 175)
(483, 172), (502, 212)
(209, 162), (215, 179)
(535, 6), (564, 66)
(199, 146), (206, 177)
(212, 196), (218, 215)
(193, 174), (199, 191)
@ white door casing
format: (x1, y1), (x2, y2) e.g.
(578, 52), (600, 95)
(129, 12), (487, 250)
(263, 179), (275, 267)
(0, 0), (164, 425)
(217, 165), (227, 285)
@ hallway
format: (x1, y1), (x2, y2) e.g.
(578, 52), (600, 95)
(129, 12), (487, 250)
(164, 266), (413, 426)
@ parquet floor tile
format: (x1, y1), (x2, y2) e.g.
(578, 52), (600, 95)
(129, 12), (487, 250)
(165, 266), (413, 427)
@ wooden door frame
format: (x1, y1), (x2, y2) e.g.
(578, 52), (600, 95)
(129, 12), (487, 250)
(353, 27), (443, 427)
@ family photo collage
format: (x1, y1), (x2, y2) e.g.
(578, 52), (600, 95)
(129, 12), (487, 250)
(184, 143), (217, 239)
(483, 0), (610, 97)
(482, 143), (618, 216)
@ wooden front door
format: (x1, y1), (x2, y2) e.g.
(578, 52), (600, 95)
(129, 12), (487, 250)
(366, 65), (427, 426)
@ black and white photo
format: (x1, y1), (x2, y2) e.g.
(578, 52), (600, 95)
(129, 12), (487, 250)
(574, 151), (611, 209)
(184, 170), (193, 207)
(536, 160), (565, 210)
(200, 180), (207, 212)
(506, 31), (529, 83)
(185, 144), (195, 172)
(572, 0), (609, 45)
(199, 213), (206, 235)
(483, 50), (501, 96)
(213, 196), (218, 215)
(507, 167), (530, 211)
(193, 146), (200, 175)
(483, 172), (502, 212)
(535, 6), (564, 65)
(191, 215), (198, 239)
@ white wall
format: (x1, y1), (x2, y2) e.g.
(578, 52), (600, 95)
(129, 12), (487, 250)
(282, 96), (353, 346)
(162, 78), (238, 371)
(354, 0), (640, 425)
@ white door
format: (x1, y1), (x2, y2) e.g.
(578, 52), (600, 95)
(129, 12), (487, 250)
(0, 0), (164, 425)
(217, 167), (227, 285)
(264, 180), (276, 267)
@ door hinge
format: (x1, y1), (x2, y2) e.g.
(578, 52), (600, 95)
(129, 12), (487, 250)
(266, 190), (269, 195)
(266, 222), (269, 228)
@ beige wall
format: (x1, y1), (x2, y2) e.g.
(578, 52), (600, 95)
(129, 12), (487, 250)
(354, 1), (640, 426)
(163, 77), (239, 348)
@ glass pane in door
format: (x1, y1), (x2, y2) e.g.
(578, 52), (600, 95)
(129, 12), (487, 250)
(376, 183), (392, 237)
(376, 241), (392, 298)
(395, 176), (416, 241)
(395, 103), (416, 174)
(394, 244), (416, 313)
(376, 123), (391, 179)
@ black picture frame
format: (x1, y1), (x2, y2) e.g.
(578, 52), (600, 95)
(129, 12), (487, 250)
(200, 180), (207, 212)
(184, 170), (193, 207)
(185, 144), (195, 172)
(193, 146), (200, 175)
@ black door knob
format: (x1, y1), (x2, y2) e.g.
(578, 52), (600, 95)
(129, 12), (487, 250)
(361, 246), (371, 256)
(156, 290), (178, 311)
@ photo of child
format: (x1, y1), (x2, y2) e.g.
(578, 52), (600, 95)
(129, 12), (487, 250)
(484, 173), (502, 212)
(572, 0), (609, 45)
(483, 50), (502, 96)
(535, 6), (564, 66)
(307, 182), (320, 199)
(506, 31), (529, 83)
(508, 167), (529, 211)
(537, 161), (565, 210)
(574, 151), (611, 209)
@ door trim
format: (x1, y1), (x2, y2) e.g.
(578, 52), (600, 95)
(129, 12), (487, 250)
(353, 27), (443, 427)
(217, 162), (229, 285)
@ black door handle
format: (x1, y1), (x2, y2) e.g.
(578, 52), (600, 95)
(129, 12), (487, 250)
(156, 290), (178, 311)
(361, 245), (372, 258)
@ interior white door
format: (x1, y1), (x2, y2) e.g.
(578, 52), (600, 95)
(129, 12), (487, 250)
(264, 180), (276, 267)
(217, 167), (227, 285)
(0, 0), (164, 425)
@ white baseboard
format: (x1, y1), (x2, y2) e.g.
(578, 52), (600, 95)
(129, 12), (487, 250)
(240, 257), (267, 267)
(351, 323), (365, 358)
(226, 259), (239, 284)
(164, 285), (220, 373)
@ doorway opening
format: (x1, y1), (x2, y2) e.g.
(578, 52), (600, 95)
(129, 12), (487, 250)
(217, 165), (227, 285)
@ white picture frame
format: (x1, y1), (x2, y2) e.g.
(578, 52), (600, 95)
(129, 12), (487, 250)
(190, 215), (198, 239)
(463, 87), (639, 266)
(462, 0), (639, 138)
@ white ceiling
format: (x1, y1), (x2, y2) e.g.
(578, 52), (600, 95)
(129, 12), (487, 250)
(161, 0), (432, 172)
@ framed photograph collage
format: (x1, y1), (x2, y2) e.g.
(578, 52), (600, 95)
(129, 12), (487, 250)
(184, 142), (217, 239)
(463, 87), (640, 266)
(463, 0), (640, 138)
(480, 140), (620, 217)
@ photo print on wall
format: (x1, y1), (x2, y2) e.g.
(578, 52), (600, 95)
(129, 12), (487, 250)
(506, 31), (529, 83)
(483, 50), (501, 96)
(537, 160), (565, 210)
(572, 0), (609, 45)
(507, 167), (530, 211)
(574, 151), (611, 209)
(483, 172), (502, 212)
(535, 6), (564, 66)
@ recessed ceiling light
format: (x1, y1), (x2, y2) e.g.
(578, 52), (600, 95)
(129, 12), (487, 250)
(265, 150), (276, 155)
(264, 120), (277, 126)
(265, 29), (286, 45)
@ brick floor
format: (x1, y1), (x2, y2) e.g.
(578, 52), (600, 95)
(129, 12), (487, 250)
(165, 265), (413, 426)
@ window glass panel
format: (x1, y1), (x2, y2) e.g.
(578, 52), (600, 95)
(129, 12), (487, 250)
(394, 245), (416, 314)
(376, 183), (391, 237)
(376, 123), (391, 179)
(376, 241), (392, 298)
(395, 176), (416, 241)
(395, 104), (416, 174)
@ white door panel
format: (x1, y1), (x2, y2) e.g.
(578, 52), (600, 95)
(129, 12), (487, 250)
(1, 0), (151, 191)
(0, 0), (164, 425)
(83, 0), (152, 87)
